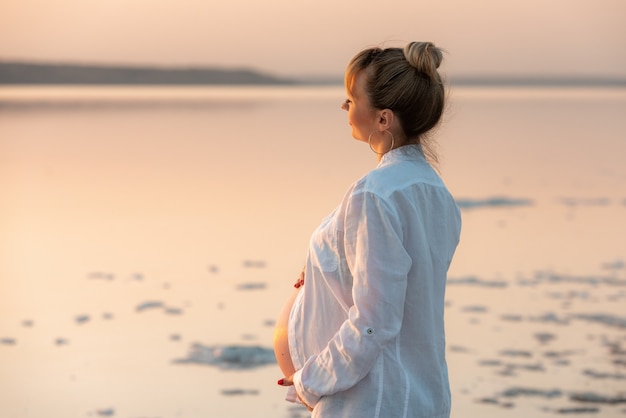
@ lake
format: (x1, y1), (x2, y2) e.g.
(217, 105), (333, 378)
(1, 85), (625, 417)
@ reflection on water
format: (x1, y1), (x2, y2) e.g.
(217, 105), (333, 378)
(173, 344), (276, 370)
(445, 267), (626, 416)
(0, 86), (625, 417)
(0, 85), (344, 111)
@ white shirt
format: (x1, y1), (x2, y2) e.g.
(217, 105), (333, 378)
(287, 145), (462, 418)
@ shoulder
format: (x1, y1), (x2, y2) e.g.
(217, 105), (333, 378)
(341, 148), (458, 219)
(353, 156), (443, 200)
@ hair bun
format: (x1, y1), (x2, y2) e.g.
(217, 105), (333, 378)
(403, 41), (443, 80)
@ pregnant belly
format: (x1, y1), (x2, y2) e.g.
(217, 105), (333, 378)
(273, 287), (300, 377)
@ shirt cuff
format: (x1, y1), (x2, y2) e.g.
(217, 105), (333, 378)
(293, 367), (320, 410)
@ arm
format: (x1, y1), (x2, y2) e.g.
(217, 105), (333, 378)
(292, 191), (413, 408)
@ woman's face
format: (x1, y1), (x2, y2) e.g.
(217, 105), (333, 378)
(341, 70), (378, 143)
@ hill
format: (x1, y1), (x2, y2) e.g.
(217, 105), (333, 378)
(0, 61), (297, 85)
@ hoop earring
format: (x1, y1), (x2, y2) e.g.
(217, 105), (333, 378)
(368, 130), (395, 155)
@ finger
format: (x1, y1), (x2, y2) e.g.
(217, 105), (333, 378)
(277, 375), (294, 386)
(294, 272), (305, 288)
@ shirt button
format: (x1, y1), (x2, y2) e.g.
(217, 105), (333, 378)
(366, 328), (374, 335)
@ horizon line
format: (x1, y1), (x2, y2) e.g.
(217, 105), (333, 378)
(1, 60), (625, 87)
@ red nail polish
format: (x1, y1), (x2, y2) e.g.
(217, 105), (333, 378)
(277, 378), (284, 385)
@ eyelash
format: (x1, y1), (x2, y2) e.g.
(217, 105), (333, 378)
(344, 99), (352, 105)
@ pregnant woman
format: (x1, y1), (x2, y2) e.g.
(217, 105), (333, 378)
(274, 41), (462, 418)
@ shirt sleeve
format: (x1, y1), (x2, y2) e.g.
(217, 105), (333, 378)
(293, 190), (413, 408)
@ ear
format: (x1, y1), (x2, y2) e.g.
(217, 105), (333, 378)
(377, 109), (395, 132)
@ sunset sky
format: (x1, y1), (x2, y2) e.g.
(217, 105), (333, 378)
(1, 0), (625, 78)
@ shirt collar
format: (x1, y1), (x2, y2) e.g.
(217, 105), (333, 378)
(378, 144), (425, 167)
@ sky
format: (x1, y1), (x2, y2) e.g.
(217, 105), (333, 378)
(1, 0), (625, 78)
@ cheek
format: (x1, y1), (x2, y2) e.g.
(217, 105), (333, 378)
(351, 109), (369, 128)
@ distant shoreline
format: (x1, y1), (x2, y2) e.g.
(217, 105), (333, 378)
(0, 61), (297, 86)
(448, 76), (626, 88)
(1, 61), (625, 87)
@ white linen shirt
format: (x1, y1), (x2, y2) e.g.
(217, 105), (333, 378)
(287, 145), (461, 418)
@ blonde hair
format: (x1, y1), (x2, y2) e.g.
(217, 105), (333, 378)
(345, 41), (445, 165)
